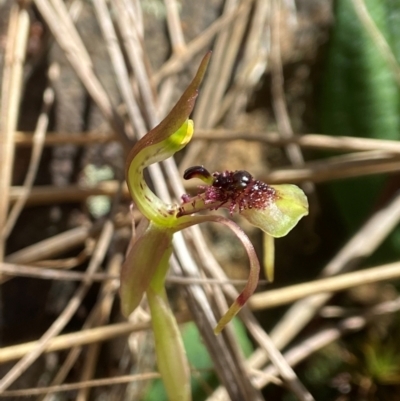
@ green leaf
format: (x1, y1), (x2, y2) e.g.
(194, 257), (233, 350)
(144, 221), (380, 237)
(319, 0), (400, 234)
(119, 222), (173, 317)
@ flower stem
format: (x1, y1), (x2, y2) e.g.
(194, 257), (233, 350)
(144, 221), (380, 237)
(148, 252), (191, 401)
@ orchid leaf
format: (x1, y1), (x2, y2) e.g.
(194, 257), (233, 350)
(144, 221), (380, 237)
(241, 184), (309, 238)
(119, 223), (173, 317)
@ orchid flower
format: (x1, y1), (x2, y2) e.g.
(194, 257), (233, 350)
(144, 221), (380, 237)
(120, 53), (308, 401)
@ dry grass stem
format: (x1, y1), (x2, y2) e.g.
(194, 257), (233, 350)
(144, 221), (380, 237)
(267, 151), (400, 183)
(270, 0), (305, 168)
(152, 0), (254, 84)
(0, 221), (114, 391)
(237, 191), (400, 377)
(39, 257), (127, 401)
(33, 0), (129, 145)
(0, 373), (161, 398)
(187, 228), (312, 401)
(212, 297), (400, 401)
(0, 4), (30, 260)
(5, 226), (92, 264)
(0, 262), (116, 282)
(113, 0), (159, 130)
(7, 152), (400, 207)
(3, 82), (53, 239)
(263, 191), (400, 362)
(179, 0), (252, 171)
(9, 182), (129, 205)
(76, 252), (122, 401)
(13, 129), (400, 154)
(93, 0), (146, 137)
(3, 1), (396, 399)
(172, 231), (265, 401)
(221, 294), (400, 401)
(164, 0), (186, 54)
(244, 312), (315, 401)
(250, 262), (400, 310)
(256, 296), (400, 388)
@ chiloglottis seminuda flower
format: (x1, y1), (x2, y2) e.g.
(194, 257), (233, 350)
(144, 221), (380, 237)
(120, 52), (309, 335)
(179, 166), (308, 238)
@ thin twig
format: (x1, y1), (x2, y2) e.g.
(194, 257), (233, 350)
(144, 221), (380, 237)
(7, 151), (400, 206)
(270, 0), (316, 214)
(255, 191), (400, 368)
(93, 0), (146, 137)
(180, 0), (252, 172)
(39, 302), (109, 401)
(270, 0), (304, 166)
(214, 0), (270, 124)
(266, 151), (400, 183)
(33, 0), (130, 146)
(173, 229), (265, 401)
(152, 0), (254, 84)
(188, 227), (314, 401)
(39, 261), (124, 401)
(256, 297), (400, 388)
(76, 253), (122, 401)
(246, 314), (315, 401)
(250, 261), (400, 310)
(0, 315), (189, 365)
(113, 0), (158, 129)
(0, 262), (257, 286)
(0, 262), (117, 282)
(0, 373), (161, 397)
(3, 65), (56, 238)
(9, 181), (130, 205)
(211, 296), (400, 400)
(13, 129), (400, 155)
(5, 226), (92, 264)
(163, 0), (186, 54)
(0, 4), (30, 259)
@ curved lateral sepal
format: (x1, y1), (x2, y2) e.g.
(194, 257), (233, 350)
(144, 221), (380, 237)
(175, 214), (260, 335)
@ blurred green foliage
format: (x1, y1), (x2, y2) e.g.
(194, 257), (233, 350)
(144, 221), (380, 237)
(306, 0), (400, 399)
(320, 0), (400, 262)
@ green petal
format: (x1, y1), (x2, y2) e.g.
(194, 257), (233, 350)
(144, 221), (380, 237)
(241, 184), (309, 238)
